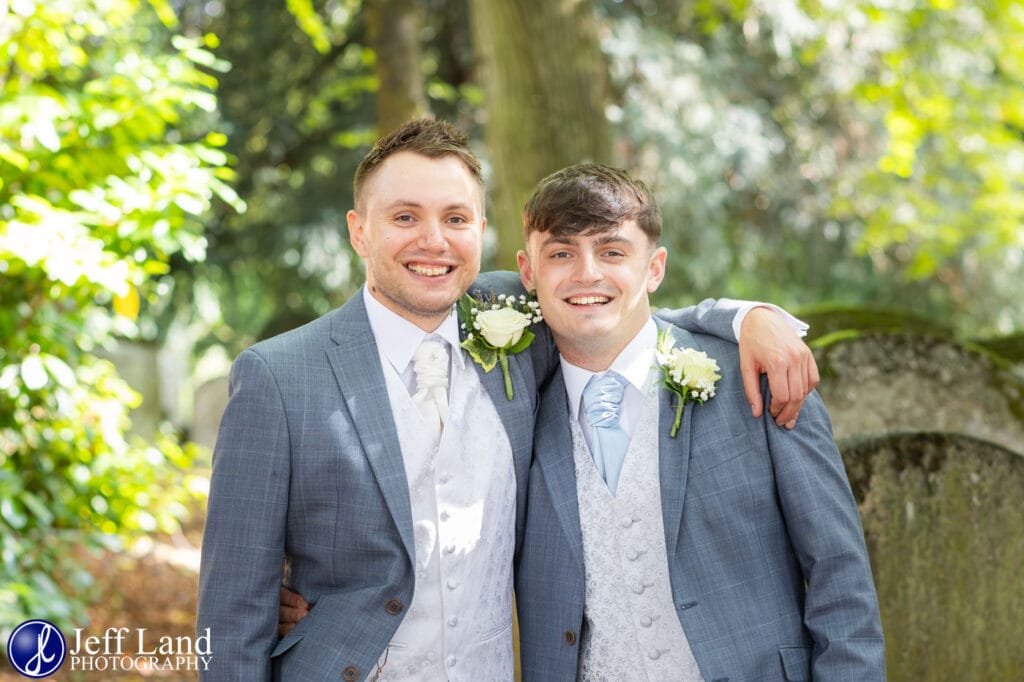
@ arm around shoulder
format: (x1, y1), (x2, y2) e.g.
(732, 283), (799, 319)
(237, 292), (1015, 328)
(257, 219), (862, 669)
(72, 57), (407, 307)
(656, 299), (818, 426)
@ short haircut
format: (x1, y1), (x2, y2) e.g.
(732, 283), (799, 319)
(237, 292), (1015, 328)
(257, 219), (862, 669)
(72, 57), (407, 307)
(523, 163), (662, 243)
(353, 117), (484, 210)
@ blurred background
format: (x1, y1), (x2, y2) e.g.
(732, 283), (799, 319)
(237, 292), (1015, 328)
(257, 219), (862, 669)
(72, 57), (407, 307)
(1, 0), (1022, 679)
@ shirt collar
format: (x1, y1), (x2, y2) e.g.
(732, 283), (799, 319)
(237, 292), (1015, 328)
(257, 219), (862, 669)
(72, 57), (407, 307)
(362, 285), (464, 375)
(560, 317), (658, 419)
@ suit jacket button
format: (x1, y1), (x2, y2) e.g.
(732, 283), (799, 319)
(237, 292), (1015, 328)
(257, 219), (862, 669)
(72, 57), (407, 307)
(385, 598), (404, 615)
(564, 630), (577, 646)
(342, 665), (359, 680)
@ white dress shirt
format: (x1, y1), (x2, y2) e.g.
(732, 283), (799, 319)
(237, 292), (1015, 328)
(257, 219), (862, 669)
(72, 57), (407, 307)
(361, 286), (516, 682)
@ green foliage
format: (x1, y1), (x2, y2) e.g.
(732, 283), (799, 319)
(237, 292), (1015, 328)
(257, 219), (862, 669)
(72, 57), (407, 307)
(168, 0), (482, 354)
(603, 0), (1023, 336)
(841, 2), (1024, 277)
(286, 0), (334, 53)
(170, 0), (375, 354)
(0, 0), (227, 626)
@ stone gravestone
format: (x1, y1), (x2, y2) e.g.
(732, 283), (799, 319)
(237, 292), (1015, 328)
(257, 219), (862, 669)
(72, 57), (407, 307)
(192, 375), (229, 452)
(839, 433), (1024, 681)
(807, 321), (1024, 679)
(102, 339), (163, 439)
(814, 331), (1024, 455)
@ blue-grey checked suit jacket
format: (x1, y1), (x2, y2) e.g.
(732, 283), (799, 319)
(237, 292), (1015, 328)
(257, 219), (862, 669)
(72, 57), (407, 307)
(196, 273), (746, 681)
(514, 320), (885, 682)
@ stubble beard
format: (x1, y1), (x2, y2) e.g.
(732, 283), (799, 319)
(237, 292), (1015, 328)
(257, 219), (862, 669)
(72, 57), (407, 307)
(370, 281), (461, 325)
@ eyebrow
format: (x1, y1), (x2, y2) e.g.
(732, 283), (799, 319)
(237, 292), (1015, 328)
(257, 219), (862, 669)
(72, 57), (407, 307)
(384, 199), (476, 213)
(540, 232), (635, 248)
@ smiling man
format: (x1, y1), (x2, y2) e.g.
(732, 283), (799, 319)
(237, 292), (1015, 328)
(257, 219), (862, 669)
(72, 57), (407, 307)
(197, 120), (821, 681)
(514, 163), (884, 681)
(348, 149), (482, 326)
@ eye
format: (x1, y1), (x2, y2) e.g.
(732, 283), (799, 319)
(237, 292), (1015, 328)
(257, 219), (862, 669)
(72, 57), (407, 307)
(549, 250), (572, 259)
(602, 248), (627, 258)
(446, 215), (468, 225)
(394, 213), (416, 224)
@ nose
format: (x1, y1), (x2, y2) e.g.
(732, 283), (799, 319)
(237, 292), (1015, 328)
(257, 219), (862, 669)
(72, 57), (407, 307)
(418, 218), (446, 251)
(572, 252), (602, 284)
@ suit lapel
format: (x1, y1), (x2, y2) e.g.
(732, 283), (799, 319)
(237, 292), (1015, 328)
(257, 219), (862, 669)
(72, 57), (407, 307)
(534, 369), (585, 570)
(460, 319), (536, 525)
(326, 293), (415, 562)
(656, 319), (697, 559)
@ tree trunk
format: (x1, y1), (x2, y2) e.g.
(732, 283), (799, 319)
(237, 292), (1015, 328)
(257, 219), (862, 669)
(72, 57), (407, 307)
(365, 0), (429, 134)
(469, 0), (611, 268)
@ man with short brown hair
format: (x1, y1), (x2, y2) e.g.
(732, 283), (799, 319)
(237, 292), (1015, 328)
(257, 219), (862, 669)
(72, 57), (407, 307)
(515, 163), (884, 681)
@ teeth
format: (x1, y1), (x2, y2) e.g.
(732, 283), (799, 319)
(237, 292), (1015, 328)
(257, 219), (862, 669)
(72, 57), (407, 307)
(567, 296), (610, 305)
(408, 264), (451, 277)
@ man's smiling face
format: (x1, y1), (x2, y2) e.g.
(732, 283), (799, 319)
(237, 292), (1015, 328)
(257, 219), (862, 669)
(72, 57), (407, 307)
(347, 150), (486, 331)
(518, 219), (666, 370)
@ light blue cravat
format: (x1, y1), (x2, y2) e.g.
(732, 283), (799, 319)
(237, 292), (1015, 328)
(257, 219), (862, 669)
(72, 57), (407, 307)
(582, 371), (631, 495)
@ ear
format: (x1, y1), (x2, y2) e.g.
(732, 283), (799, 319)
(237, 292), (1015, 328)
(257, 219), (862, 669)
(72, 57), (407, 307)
(517, 249), (534, 292)
(647, 245), (667, 293)
(347, 210), (367, 257)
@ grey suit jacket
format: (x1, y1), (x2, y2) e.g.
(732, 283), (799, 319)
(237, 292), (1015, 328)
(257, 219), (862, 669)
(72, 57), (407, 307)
(197, 273), (744, 681)
(515, 321), (885, 681)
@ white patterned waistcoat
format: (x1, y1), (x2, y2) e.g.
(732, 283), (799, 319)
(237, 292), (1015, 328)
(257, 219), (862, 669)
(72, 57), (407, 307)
(378, 356), (516, 682)
(571, 379), (704, 682)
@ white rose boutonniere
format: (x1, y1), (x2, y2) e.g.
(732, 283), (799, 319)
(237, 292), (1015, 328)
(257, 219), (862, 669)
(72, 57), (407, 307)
(459, 292), (543, 399)
(655, 328), (721, 437)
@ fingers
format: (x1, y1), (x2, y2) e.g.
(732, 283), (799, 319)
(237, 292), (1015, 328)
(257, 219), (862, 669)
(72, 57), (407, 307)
(807, 348), (821, 391)
(280, 604), (308, 624)
(772, 390), (806, 429)
(764, 357), (792, 424)
(280, 586), (309, 610)
(740, 348), (764, 418)
(738, 305), (819, 429)
(278, 586), (310, 638)
(767, 347), (817, 428)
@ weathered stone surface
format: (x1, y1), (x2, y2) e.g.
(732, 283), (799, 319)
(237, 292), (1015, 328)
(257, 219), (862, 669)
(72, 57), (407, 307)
(101, 339), (163, 438)
(839, 432), (1024, 681)
(815, 331), (1024, 455)
(192, 375), (229, 451)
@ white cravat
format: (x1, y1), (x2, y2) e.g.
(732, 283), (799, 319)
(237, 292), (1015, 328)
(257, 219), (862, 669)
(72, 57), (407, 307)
(412, 337), (449, 444)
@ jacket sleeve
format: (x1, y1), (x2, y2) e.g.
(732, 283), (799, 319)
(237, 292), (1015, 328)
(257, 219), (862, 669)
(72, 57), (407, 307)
(765, 391), (887, 679)
(197, 348), (291, 681)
